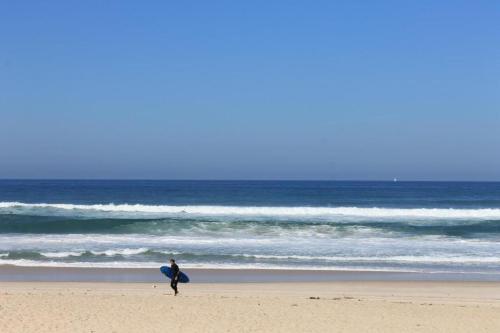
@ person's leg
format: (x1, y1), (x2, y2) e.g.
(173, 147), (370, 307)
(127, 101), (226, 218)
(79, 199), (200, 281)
(170, 279), (178, 295)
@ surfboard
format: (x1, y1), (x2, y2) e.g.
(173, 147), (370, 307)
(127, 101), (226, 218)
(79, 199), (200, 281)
(160, 266), (190, 283)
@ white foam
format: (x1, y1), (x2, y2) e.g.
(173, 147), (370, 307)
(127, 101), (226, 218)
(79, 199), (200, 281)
(0, 259), (421, 272)
(1, 259), (499, 275)
(240, 254), (500, 263)
(40, 251), (85, 258)
(0, 234), (287, 247)
(2, 201), (500, 219)
(2, 248), (499, 265)
(0, 259), (162, 269)
(91, 248), (149, 256)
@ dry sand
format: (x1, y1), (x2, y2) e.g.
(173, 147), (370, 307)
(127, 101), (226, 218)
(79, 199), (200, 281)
(1, 281), (500, 332)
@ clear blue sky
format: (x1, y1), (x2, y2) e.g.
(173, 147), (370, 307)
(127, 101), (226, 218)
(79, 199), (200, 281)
(1, 1), (499, 180)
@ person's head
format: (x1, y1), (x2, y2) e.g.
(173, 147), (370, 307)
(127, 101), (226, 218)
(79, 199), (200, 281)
(169, 258), (175, 265)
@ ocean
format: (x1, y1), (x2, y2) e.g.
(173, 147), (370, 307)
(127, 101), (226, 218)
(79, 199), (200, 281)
(0, 180), (499, 275)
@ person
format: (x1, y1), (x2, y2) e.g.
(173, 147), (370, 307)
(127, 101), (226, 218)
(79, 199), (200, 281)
(169, 258), (180, 295)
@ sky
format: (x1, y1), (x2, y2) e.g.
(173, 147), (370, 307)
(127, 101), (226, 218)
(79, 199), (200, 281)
(1, 1), (499, 180)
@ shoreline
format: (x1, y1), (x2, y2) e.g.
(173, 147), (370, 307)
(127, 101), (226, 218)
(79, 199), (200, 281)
(1, 265), (499, 282)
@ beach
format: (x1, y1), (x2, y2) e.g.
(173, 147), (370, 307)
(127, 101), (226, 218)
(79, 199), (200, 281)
(1, 277), (500, 333)
(1, 181), (500, 332)
(2, 0), (498, 328)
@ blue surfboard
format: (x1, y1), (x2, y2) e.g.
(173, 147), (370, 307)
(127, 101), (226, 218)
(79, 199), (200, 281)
(160, 266), (190, 283)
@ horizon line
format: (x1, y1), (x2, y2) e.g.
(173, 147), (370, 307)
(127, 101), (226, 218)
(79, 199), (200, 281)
(0, 178), (499, 183)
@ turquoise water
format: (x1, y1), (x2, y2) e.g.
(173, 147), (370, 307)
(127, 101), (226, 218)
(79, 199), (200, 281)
(1, 180), (499, 274)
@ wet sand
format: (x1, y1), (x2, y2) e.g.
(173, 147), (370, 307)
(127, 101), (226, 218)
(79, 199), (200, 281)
(1, 265), (499, 282)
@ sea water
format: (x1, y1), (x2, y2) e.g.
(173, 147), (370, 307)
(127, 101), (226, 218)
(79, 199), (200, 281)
(0, 180), (499, 275)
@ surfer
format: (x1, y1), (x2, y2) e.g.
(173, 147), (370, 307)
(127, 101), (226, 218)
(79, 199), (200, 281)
(169, 259), (180, 295)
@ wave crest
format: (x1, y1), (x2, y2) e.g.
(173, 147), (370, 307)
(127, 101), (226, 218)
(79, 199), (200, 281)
(2, 202), (500, 219)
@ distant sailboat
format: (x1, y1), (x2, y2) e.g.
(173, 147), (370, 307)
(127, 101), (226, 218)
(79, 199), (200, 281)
(393, 178), (398, 182)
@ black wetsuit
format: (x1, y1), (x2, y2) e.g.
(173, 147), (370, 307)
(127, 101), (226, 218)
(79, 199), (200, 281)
(170, 263), (179, 294)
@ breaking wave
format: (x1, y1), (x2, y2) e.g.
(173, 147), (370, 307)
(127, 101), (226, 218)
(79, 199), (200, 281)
(2, 202), (500, 220)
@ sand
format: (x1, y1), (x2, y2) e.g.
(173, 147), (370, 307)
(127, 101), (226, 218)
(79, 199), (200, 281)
(1, 281), (500, 333)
